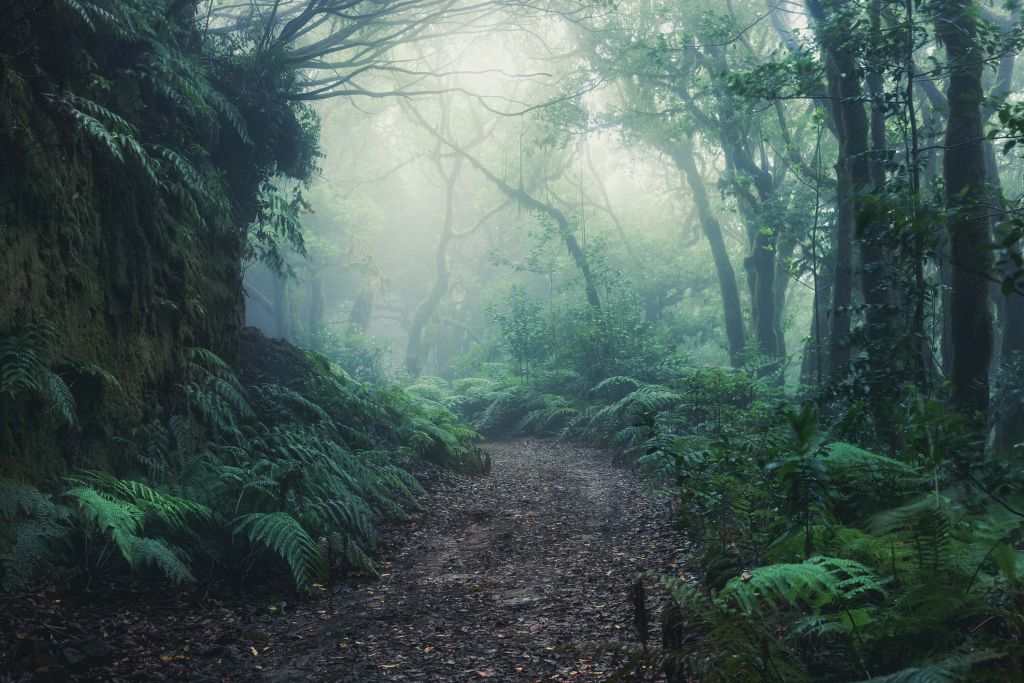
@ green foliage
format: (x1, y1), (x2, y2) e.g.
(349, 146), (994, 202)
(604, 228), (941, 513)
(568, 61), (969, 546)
(468, 290), (1024, 680)
(234, 512), (325, 588)
(1, 334), (482, 591)
(636, 401), (1024, 681)
(488, 286), (548, 376)
(0, 480), (71, 591)
(0, 321), (77, 427)
(64, 472), (206, 584)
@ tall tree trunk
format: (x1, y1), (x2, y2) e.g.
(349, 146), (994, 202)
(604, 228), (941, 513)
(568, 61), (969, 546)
(719, 134), (781, 371)
(864, 28), (892, 365)
(272, 275), (292, 341)
(773, 230), (797, 360)
(940, 0), (993, 430)
(307, 272), (324, 349)
(745, 236), (781, 363)
(809, 0), (878, 386)
(406, 166), (458, 377)
(803, 248), (835, 386)
(669, 139), (746, 366)
(698, 43), (781, 372)
(830, 164), (854, 377)
(350, 283), (374, 332)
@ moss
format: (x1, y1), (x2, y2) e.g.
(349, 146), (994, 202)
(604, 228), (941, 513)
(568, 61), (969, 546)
(0, 74), (237, 482)
(0, 3), (315, 485)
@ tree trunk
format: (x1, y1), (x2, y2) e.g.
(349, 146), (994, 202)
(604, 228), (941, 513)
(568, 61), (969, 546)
(670, 139), (746, 366)
(830, 163), (854, 376)
(802, 247), (835, 386)
(272, 275), (292, 341)
(406, 166), (458, 377)
(745, 234), (781, 364)
(773, 230), (797, 359)
(350, 284), (374, 332)
(809, 0), (878, 385)
(307, 272), (324, 349)
(940, 0), (993, 430)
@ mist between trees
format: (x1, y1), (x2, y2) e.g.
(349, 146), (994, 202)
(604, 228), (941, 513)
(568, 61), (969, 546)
(3, 0), (1024, 680)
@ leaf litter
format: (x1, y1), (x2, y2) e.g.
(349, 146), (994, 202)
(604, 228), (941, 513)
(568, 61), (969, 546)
(1, 439), (682, 681)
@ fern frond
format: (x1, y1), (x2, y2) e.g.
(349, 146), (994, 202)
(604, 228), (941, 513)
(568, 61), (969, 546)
(128, 536), (194, 584)
(0, 480), (71, 591)
(65, 486), (143, 563)
(41, 370), (77, 426)
(718, 556), (883, 616)
(234, 512), (325, 588)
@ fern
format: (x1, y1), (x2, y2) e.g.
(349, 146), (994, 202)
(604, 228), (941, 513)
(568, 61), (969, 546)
(234, 512), (326, 588)
(69, 471), (213, 529)
(41, 370), (77, 427)
(63, 477), (200, 584)
(719, 556), (884, 616)
(127, 536), (194, 584)
(0, 322), (77, 426)
(65, 486), (143, 559)
(0, 336), (43, 397)
(0, 480), (71, 591)
(858, 650), (1005, 682)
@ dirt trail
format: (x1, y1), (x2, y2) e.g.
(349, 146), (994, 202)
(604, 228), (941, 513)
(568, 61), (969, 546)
(2, 440), (680, 682)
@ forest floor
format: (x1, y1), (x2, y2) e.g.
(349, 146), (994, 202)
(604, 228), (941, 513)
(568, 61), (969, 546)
(2, 439), (682, 682)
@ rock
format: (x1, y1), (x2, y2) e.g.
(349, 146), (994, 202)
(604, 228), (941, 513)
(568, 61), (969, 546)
(60, 647), (88, 670)
(79, 639), (112, 661)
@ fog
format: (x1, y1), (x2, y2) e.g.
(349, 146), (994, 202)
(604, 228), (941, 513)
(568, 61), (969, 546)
(243, 4), (817, 382)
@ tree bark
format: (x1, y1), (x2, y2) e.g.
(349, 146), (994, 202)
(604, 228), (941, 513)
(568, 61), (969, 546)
(350, 284), (374, 332)
(669, 138), (746, 366)
(939, 0), (993, 428)
(307, 272), (325, 349)
(406, 162), (459, 377)
(272, 275), (292, 341)
(808, 0), (878, 384)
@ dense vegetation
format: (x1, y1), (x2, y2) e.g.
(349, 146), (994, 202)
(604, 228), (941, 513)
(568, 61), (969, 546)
(2, 0), (1024, 680)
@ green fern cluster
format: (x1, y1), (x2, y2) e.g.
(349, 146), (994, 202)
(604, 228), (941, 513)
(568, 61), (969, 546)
(41, 0), (247, 236)
(0, 479), (71, 591)
(0, 322), (77, 427)
(472, 362), (1024, 680)
(64, 471), (210, 584)
(1, 338), (483, 591)
(633, 403), (1024, 682)
(452, 364), (771, 455)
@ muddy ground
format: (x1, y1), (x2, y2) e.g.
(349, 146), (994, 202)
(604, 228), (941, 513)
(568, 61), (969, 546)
(2, 440), (683, 681)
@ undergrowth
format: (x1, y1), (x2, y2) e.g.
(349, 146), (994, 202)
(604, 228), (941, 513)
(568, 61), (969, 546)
(452, 355), (1024, 680)
(0, 328), (485, 591)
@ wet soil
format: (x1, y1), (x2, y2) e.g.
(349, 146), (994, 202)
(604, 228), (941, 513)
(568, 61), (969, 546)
(2, 439), (682, 682)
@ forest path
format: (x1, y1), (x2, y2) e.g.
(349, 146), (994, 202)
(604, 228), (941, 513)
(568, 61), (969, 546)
(3, 440), (679, 682)
(251, 439), (678, 682)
